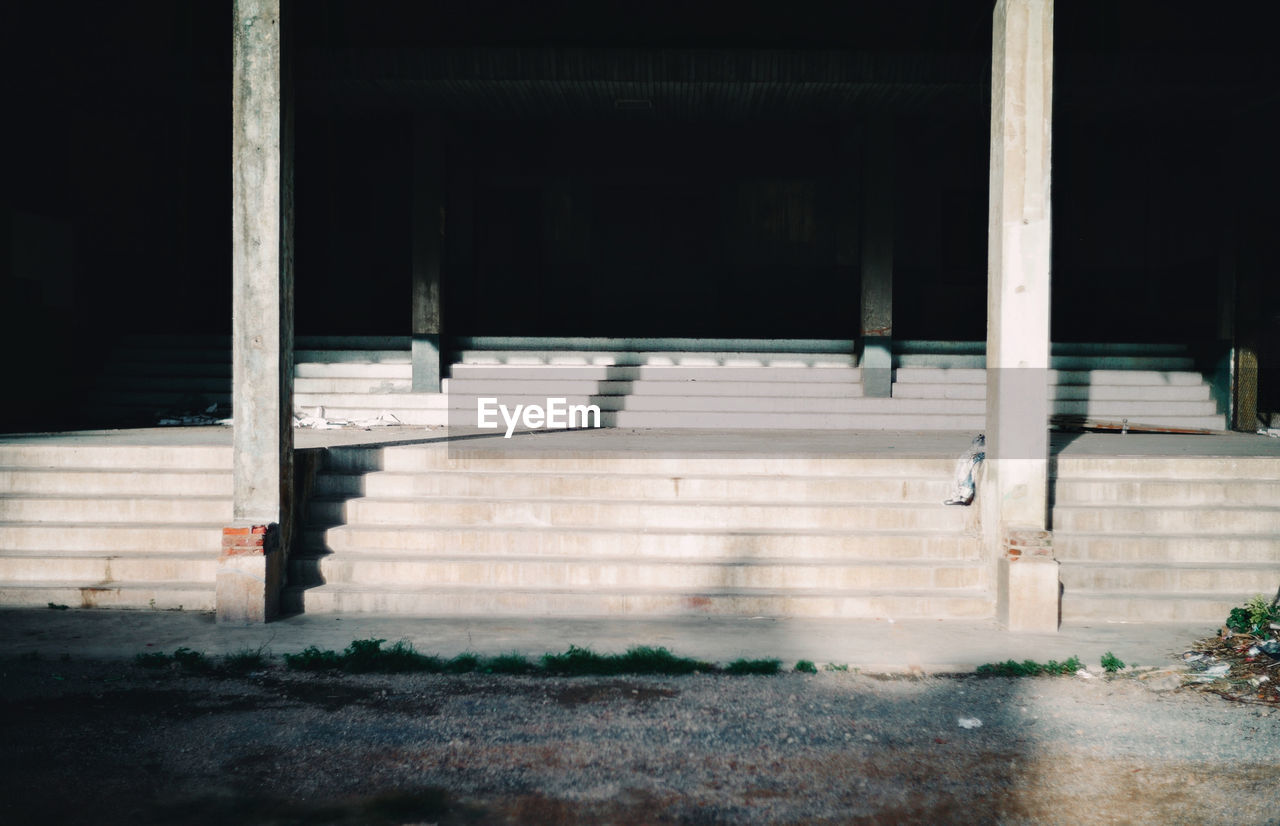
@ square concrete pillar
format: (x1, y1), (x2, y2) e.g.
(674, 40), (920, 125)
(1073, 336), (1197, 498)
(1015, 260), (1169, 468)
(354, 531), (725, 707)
(860, 119), (894, 398)
(227, 0), (293, 623)
(412, 117), (445, 392)
(984, 0), (1056, 630)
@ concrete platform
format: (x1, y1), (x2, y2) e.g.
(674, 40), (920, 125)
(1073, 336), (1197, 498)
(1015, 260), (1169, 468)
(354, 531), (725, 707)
(0, 607), (1214, 674)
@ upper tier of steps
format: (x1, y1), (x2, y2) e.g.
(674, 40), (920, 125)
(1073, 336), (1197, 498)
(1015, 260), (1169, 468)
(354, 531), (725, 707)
(1051, 454), (1280, 624)
(82, 336), (1225, 431)
(0, 442), (231, 610)
(287, 440), (989, 618)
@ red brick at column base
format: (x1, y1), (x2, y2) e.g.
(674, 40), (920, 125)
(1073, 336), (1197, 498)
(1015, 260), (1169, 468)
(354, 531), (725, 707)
(217, 523), (283, 624)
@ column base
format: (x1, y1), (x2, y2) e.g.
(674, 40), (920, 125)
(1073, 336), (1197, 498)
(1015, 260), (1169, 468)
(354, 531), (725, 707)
(412, 334), (442, 393)
(996, 525), (1059, 632)
(217, 523), (283, 624)
(860, 336), (892, 398)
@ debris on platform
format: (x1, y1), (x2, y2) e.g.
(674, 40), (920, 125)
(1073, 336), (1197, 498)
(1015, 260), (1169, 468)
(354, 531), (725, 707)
(293, 407), (404, 430)
(157, 402), (231, 426)
(943, 434), (985, 506)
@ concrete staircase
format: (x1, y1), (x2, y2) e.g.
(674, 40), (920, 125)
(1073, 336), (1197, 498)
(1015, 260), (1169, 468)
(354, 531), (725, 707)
(287, 443), (990, 618)
(0, 443), (231, 609)
(1052, 455), (1280, 623)
(894, 341), (1226, 431)
(293, 336), (448, 426)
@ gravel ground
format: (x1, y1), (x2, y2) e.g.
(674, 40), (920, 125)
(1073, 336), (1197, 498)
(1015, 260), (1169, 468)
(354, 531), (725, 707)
(1, 657), (1277, 825)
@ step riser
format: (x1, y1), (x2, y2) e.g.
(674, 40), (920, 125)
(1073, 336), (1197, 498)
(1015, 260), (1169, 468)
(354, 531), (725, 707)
(1052, 481), (1280, 506)
(313, 473), (952, 503)
(895, 385), (1212, 401)
(295, 378), (413, 394)
(1060, 566), (1280, 593)
(293, 559), (986, 591)
(312, 528), (983, 560)
(0, 585), (212, 611)
(1052, 509), (1280, 534)
(296, 590), (992, 619)
(0, 557), (217, 583)
(1053, 535), (1279, 564)
(0, 447), (231, 470)
(318, 500), (977, 532)
(1053, 459), (1280, 480)
(0, 499), (232, 523)
(0, 526), (223, 551)
(450, 365), (864, 382)
(0, 471), (231, 496)
(1061, 596), (1255, 624)
(448, 381), (867, 399)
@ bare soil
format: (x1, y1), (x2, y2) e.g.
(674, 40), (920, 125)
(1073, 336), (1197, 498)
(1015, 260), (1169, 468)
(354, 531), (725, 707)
(1, 657), (1276, 825)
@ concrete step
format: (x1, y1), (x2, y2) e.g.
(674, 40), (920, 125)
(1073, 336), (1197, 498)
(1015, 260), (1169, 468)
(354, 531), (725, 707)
(0, 468), (232, 496)
(1051, 505), (1280, 534)
(603, 411), (985, 430)
(893, 368), (1207, 386)
(0, 551), (217, 583)
(1059, 560), (1280, 594)
(1052, 533), (1280, 564)
(290, 583), (992, 619)
(312, 470), (953, 503)
(1051, 478), (1280, 506)
(0, 445), (231, 470)
(449, 364), (864, 382)
(295, 350), (410, 364)
(295, 363), (412, 379)
(335, 447), (958, 477)
(294, 407), (448, 426)
(1060, 592), (1260, 624)
(894, 382), (1212, 401)
(452, 395), (975, 415)
(447, 379), (866, 399)
(1052, 457), (1280, 481)
(293, 377), (413, 394)
(0, 523), (225, 552)
(0, 581), (213, 610)
(290, 554), (985, 591)
(455, 350), (857, 368)
(0, 495), (233, 524)
(893, 354), (1197, 370)
(454, 336), (856, 354)
(316, 498), (976, 532)
(293, 392), (448, 410)
(310, 525), (982, 559)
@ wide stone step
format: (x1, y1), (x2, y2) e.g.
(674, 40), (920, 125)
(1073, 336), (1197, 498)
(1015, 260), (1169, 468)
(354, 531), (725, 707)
(0, 551), (217, 583)
(895, 383), (1212, 401)
(318, 497), (975, 532)
(894, 368), (1207, 386)
(0, 445), (231, 470)
(1053, 457), (1280, 480)
(449, 364), (863, 382)
(292, 554), (986, 591)
(0, 468), (231, 496)
(1051, 478), (1280, 506)
(0, 495), (232, 523)
(293, 407), (448, 427)
(1059, 561), (1280, 593)
(0, 523), (224, 552)
(357, 447), (959, 477)
(0, 581), (213, 610)
(294, 377), (413, 394)
(293, 393), (447, 410)
(607, 411), (986, 430)
(456, 350), (857, 368)
(1060, 592), (1256, 624)
(1053, 533), (1280, 564)
(1051, 505), (1280, 534)
(447, 379), (866, 398)
(290, 584), (992, 619)
(452, 395), (974, 415)
(894, 355), (1197, 370)
(312, 470), (953, 503)
(295, 362), (412, 379)
(312, 525), (982, 559)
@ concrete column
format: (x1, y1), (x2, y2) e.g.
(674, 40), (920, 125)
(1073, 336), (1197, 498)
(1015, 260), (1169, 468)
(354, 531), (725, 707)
(983, 0), (1057, 631)
(860, 120), (894, 398)
(412, 117), (445, 392)
(224, 0), (293, 624)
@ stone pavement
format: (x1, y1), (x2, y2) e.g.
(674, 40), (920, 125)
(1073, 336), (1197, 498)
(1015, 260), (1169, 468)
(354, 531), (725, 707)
(0, 608), (1213, 673)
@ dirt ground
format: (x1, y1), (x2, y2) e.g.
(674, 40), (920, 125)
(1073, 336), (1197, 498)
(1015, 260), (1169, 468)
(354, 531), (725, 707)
(1, 654), (1277, 826)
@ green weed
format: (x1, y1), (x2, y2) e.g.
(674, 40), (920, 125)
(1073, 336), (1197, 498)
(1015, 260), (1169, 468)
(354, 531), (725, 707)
(1100, 651), (1125, 673)
(976, 655), (1083, 677)
(794, 660), (818, 674)
(481, 652), (536, 675)
(725, 657), (783, 676)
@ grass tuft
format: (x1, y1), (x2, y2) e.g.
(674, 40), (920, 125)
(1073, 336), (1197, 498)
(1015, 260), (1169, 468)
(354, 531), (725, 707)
(482, 652), (536, 675)
(1100, 651), (1125, 673)
(976, 655), (1083, 677)
(725, 657), (783, 676)
(794, 660), (818, 674)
